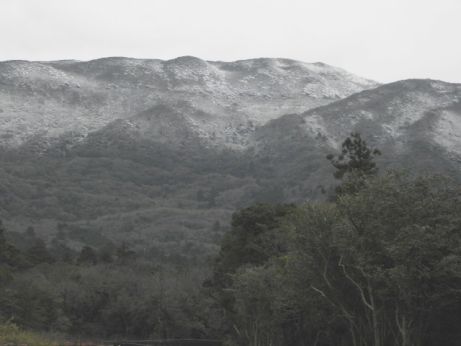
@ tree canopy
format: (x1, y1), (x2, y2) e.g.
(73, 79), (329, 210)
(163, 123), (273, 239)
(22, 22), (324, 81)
(210, 172), (461, 346)
(327, 132), (381, 179)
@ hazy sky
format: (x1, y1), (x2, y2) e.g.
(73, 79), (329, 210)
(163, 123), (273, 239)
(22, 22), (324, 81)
(1, 0), (460, 83)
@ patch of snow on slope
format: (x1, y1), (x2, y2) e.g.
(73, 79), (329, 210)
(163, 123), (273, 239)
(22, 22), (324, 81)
(302, 113), (337, 148)
(434, 110), (461, 155)
(382, 93), (440, 138)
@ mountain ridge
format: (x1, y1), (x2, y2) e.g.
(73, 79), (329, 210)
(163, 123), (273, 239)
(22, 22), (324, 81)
(1, 57), (461, 258)
(0, 56), (378, 149)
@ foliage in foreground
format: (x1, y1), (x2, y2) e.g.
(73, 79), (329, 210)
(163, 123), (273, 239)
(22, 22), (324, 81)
(211, 172), (461, 346)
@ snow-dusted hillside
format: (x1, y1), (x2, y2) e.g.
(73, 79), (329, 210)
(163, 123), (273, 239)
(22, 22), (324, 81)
(0, 56), (377, 148)
(299, 79), (461, 156)
(252, 79), (461, 185)
(1, 59), (461, 254)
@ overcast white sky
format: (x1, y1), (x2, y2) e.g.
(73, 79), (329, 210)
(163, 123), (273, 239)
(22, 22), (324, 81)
(1, 0), (460, 83)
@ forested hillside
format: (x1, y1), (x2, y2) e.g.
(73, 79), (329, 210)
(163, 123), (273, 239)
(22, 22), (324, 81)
(1, 57), (461, 345)
(1, 134), (461, 345)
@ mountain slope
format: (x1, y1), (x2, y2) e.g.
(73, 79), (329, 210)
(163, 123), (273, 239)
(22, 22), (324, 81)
(0, 57), (377, 149)
(1, 58), (461, 262)
(251, 79), (461, 198)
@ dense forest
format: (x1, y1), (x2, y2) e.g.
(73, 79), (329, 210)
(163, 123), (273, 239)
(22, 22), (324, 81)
(1, 134), (461, 346)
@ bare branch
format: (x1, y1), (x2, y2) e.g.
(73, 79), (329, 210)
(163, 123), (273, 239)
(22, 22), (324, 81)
(338, 256), (373, 311)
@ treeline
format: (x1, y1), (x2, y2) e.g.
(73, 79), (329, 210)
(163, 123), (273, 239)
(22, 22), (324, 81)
(1, 134), (461, 346)
(208, 134), (461, 346)
(0, 226), (218, 339)
(1, 225), (136, 268)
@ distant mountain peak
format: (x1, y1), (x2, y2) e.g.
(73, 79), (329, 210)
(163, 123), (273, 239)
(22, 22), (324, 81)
(166, 55), (208, 65)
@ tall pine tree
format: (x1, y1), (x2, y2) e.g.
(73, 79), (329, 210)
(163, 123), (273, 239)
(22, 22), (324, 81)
(327, 132), (381, 195)
(327, 132), (381, 179)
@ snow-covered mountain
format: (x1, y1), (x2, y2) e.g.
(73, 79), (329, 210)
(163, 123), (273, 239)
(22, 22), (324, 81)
(299, 79), (461, 155)
(251, 79), (461, 198)
(0, 56), (377, 149)
(1, 56), (461, 256)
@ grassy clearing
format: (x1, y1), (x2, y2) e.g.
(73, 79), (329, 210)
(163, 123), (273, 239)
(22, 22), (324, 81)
(0, 323), (60, 346)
